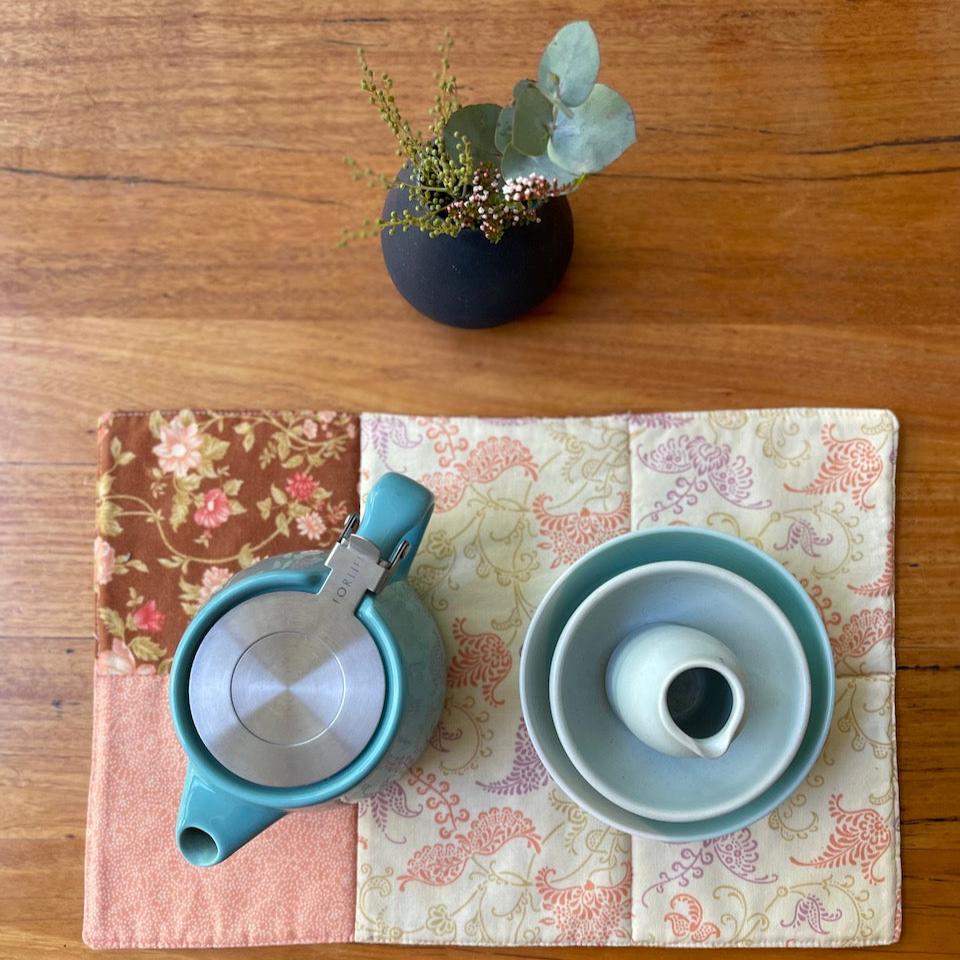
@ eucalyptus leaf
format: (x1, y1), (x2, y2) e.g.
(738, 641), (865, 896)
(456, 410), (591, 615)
(538, 21), (600, 108)
(443, 103), (503, 166)
(547, 83), (636, 174)
(501, 145), (577, 188)
(495, 105), (514, 153)
(511, 81), (554, 157)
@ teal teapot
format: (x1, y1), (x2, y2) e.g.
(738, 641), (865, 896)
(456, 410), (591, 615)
(169, 473), (444, 866)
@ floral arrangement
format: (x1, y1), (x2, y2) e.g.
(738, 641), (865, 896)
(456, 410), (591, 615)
(342, 21), (635, 244)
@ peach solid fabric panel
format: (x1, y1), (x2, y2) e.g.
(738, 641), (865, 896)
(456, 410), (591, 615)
(83, 675), (358, 949)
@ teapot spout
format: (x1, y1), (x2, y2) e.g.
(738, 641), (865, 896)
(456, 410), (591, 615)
(176, 765), (284, 867)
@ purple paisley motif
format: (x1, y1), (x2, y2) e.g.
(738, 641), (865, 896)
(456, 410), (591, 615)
(636, 435), (771, 523)
(476, 718), (549, 796)
(360, 416), (423, 472)
(358, 779), (423, 844)
(641, 435), (695, 473)
(781, 894), (842, 935)
(774, 517), (833, 557)
(706, 829), (774, 881)
(640, 828), (777, 906)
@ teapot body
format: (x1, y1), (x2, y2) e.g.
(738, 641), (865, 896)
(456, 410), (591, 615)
(170, 474), (443, 865)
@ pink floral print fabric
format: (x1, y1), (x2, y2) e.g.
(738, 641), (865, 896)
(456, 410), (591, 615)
(94, 409), (359, 674)
(356, 409), (900, 947)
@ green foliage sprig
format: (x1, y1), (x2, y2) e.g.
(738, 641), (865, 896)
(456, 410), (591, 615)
(341, 22), (635, 246)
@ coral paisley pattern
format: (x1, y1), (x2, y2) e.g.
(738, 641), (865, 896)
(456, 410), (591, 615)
(786, 424), (884, 510)
(664, 894), (722, 942)
(464, 436), (539, 483)
(447, 619), (512, 707)
(537, 867), (633, 943)
(398, 808), (541, 889)
(533, 491), (630, 567)
(421, 435), (538, 513)
(421, 470), (469, 513)
(790, 795), (893, 885)
(399, 840), (473, 889)
(832, 608), (894, 669)
(358, 409), (899, 947)
(467, 806), (542, 856)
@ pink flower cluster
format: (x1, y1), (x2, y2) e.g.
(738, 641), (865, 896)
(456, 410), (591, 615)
(133, 599), (165, 634)
(501, 173), (563, 202)
(445, 166), (565, 242)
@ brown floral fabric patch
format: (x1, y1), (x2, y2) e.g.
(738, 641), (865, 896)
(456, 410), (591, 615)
(94, 410), (359, 674)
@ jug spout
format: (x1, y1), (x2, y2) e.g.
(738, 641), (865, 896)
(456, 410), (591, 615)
(176, 765), (284, 867)
(674, 723), (740, 760)
(660, 662), (746, 760)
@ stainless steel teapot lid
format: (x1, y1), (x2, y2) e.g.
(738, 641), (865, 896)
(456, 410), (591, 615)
(188, 516), (407, 789)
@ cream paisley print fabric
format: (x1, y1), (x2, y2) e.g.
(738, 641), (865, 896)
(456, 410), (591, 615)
(355, 409), (900, 947)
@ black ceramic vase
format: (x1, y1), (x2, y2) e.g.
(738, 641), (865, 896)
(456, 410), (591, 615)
(380, 184), (574, 329)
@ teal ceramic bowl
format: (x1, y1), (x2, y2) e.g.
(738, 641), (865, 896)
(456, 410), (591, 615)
(519, 528), (835, 841)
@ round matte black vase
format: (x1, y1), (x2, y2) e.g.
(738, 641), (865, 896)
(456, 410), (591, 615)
(380, 185), (574, 329)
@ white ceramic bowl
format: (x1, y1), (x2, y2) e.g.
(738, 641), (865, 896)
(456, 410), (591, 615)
(548, 560), (811, 823)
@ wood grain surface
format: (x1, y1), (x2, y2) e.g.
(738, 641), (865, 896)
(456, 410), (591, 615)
(1, 1), (958, 957)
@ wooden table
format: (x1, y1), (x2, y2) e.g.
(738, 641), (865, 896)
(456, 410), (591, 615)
(1, 1), (958, 957)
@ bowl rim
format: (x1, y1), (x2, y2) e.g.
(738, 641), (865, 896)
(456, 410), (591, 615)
(548, 559), (812, 822)
(519, 526), (835, 841)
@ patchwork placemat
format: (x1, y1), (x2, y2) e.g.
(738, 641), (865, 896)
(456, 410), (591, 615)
(85, 408), (900, 949)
